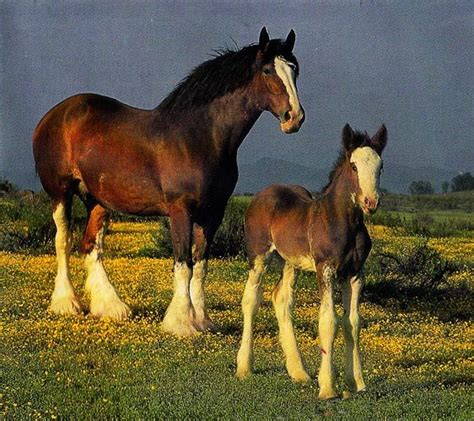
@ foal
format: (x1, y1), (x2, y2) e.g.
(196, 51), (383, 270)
(236, 124), (387, 399)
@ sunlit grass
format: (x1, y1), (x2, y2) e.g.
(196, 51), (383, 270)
(1, 221), (473, 419)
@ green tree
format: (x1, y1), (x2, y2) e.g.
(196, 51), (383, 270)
(451, 172), (474, 192)
(441, 181), (449, 194)
(409, 180), (434, 195)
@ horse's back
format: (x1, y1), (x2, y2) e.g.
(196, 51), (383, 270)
(245, 184), (314, 262)
(32, 94), (158, 203)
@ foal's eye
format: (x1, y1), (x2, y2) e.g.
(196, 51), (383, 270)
(351, 163), (358, 172)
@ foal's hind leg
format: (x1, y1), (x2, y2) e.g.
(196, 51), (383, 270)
(49, 199), (83, 315)
(82, 202), (130, 320)
(236, 253), (267, 379)
(272, 262), (310, 383)
(341, 275), (366, 393)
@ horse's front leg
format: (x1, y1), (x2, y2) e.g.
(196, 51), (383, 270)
(317, 263), (338, 400)
(341, 274), (366, 393)
(189, 223), (216, 332)
(161, 206), (198, 337)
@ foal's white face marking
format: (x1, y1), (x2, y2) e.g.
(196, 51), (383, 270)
(350, 146), (382, 205)
(274, 56), (301, 116)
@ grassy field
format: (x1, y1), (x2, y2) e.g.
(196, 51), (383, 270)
(1, 200), (474, 418)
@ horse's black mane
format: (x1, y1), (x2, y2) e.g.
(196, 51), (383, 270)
(321, 131), (372, 194)
(156, 39), (298, 115)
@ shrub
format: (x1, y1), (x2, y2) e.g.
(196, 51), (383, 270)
(365, 238), (456, 299)
(0, 193), (86, 254)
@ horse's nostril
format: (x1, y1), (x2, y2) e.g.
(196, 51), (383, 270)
(284, 111), (291, 122)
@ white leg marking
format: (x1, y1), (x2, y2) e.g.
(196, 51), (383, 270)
(161, 262), (197, 337)
(272, 263), (310, 383)
(318, 265), (338, 400)
(49, 203), (83, 315)
(342, 276), (366, 392)
(190, 260), (215, 332)
(85, 226), (130, 320)
(236, 255), (266, 379)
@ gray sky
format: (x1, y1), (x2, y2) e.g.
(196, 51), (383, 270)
(1, 0), (473, 190)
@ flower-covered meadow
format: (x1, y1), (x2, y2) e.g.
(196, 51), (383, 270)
(1, 220), (473, 419)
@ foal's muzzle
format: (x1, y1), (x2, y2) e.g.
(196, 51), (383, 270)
(280, 107), (305, 134)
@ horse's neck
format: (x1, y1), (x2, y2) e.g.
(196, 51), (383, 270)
(207, 88), (262, 154)
(321, 168), (362, 229)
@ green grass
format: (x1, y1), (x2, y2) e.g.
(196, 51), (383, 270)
(1, 191), (473, 419)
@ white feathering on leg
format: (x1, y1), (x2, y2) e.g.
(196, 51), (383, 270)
(85, 227), (130, 320)
(49, 203), (83, 315)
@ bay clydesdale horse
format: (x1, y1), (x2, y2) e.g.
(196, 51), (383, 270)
(236, 124), (387, 399)
(32, 28), (305, 336)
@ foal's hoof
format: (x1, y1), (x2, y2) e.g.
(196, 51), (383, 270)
(318, 390), (339, 401)
(49, 294), (84, 316)
(291, 371), (312, 384)
(235, 368), (252, 380)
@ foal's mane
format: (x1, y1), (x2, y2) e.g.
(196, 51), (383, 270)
(156, 39), (298, 115)
(321, 131), (372, 194)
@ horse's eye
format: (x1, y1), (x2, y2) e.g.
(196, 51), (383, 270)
(263, 68), (271, 75)
(351, 163), (358, 172)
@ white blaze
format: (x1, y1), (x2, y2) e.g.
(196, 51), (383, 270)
(350, 147), (382, 200)
(274, 56), (301, 117)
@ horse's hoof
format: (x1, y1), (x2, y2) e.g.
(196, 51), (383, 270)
(49, 294), (84, 316)
(161, 316), (199, 337)
(90, 299), (131, 321)
(194, 317), (217, 333)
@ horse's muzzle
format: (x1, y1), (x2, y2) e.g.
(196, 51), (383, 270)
(280, 108), (305, 134)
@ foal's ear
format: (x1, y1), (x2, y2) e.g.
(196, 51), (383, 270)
(259, 27), (270, 51)
(342, 123), (356, 152)
(371, 124), (387, 154)
(285, 29), (296, 51)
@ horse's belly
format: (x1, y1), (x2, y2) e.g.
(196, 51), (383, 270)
(78, 169), (167, 215)
(278, 252), (316, 272)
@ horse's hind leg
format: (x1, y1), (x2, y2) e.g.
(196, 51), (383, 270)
(236, 253), (268, 379)
(341, 275), (366, 393)
(161, 206), (198, 336)
(272, 262), (310, 383)
(189, 220), (221, 332)
(82, 201), (130, 320)
(49, 198), (84, 315)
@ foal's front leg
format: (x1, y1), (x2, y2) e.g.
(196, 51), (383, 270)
(317, 263), (338, 400)
(236, 254), (267, 379)
(161, 207), (197, 337)
(341, 275), (366, 392)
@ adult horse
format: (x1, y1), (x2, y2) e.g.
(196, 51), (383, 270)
(236, 124), (387, 399)
(33, 27), (305, 336)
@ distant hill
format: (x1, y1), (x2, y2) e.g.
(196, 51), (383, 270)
(235, 157), (459, 194)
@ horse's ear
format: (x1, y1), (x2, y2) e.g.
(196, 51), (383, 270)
(285, 29), (296, 51)
(259, 27), (270, 51)
(342, 123), (356, 152)
(371, 124), (387, 154)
